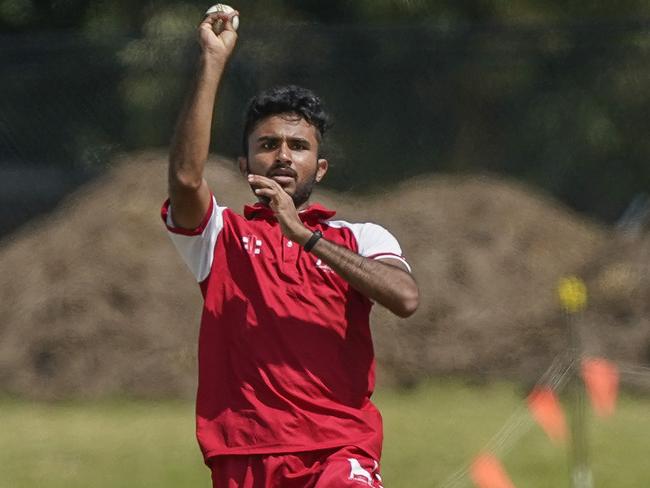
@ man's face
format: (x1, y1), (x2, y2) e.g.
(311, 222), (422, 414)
(239, 113), (328, 209)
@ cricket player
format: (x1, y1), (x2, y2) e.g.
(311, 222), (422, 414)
(162, 8), (420, 487)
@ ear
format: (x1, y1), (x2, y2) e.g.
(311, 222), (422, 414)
(315, 158), (328, 183)
(238, 156), (248, 176)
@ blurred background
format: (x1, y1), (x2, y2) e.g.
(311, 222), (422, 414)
(1, 1), (650, 487)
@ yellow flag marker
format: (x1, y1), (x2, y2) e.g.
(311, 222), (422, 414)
(557, 276), (588, 313)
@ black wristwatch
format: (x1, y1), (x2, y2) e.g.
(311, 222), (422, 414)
(303, 230), (323, 252)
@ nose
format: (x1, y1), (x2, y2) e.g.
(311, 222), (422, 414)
(275, 140), (292, 164)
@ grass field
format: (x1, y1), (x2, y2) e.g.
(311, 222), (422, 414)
(1, 380), (648, 487)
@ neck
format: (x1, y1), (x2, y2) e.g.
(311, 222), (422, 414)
(296, 200), (311, 211)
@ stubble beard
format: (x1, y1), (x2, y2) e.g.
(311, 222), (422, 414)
(251, 162), (319, 209)
(290, 170), (317, 209)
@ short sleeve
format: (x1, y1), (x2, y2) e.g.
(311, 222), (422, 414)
(327, 220), (412, 272)
(160, 195), (226, 282)
(356, 223), (411, 272)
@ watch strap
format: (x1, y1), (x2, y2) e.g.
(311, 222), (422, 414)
(303, 230), (323, 252)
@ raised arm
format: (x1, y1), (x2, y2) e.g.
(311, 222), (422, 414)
(168, 9), (239, 229)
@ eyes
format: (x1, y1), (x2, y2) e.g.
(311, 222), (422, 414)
(260, 139), (309, 151)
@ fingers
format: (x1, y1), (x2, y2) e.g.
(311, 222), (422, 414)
(247, 174), (277, 188)
(247, 174), (286, 204)
(203, 10), (238, 23)
(202, 10), (239, 33)
(197, 9), (239, 59)
(253, 188), (276, 198)
(247, 175), (303, 238)
(223, 11), (239, 32)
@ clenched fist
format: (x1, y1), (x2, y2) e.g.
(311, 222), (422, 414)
(198, 8), (239, 63)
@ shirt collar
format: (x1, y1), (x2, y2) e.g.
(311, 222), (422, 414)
(244, 202), (336, 223)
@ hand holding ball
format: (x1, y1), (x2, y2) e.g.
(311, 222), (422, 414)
(199, 3), (239, 59)
(205, 4), (239, 34)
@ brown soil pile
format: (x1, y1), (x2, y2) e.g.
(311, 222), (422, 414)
(577, 235), (650, 383)
(0, 152), (647, 399)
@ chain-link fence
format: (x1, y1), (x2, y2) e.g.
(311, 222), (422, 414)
(2, 21), (650, 237)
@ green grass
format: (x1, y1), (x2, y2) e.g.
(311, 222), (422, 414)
(0, 399), (206, 487)
(1, 381), (648, 487)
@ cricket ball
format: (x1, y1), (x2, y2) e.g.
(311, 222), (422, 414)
(205, 4), (239, 33)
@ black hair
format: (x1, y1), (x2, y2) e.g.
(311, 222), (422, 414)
(242, 85), (330, 156)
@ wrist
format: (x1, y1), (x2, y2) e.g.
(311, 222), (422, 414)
(198, 52), (227, 73)
(292, 226), (313, 247)
(302, 230), (323, 252)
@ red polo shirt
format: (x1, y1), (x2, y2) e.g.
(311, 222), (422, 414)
(162, 196), (410, 462)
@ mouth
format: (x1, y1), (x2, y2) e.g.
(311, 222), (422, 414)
(271, 175), (295, 185)
(269, 169), (297, 186)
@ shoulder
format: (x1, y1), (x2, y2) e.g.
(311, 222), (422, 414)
(326, 220), (396, 241)
(325, 219), (403, 253)
(326, 219), (411, 271)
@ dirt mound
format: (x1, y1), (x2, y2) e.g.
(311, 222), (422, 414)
(578, 235), (650, 373)
(1, 152), (646, 400)
(336, 176), (606, 385)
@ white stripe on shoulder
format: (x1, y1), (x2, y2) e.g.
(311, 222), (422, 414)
(326, 219), (411, 272)
(166, 196), (227, 282)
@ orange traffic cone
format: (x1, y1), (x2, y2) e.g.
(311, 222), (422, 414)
(582, 358), (619, 417)
(526, 386), (568, 443)
(471, 453), (516, 488)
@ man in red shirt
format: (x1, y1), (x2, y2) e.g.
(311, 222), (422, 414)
(164, 9), (419, 488)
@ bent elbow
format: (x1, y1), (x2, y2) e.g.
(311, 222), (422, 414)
(394, 287), (420, 318)
(168, 158), (205, 193)
(169, 172), (204, 193)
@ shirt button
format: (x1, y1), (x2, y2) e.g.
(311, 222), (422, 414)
(287, 241), (293, 248)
